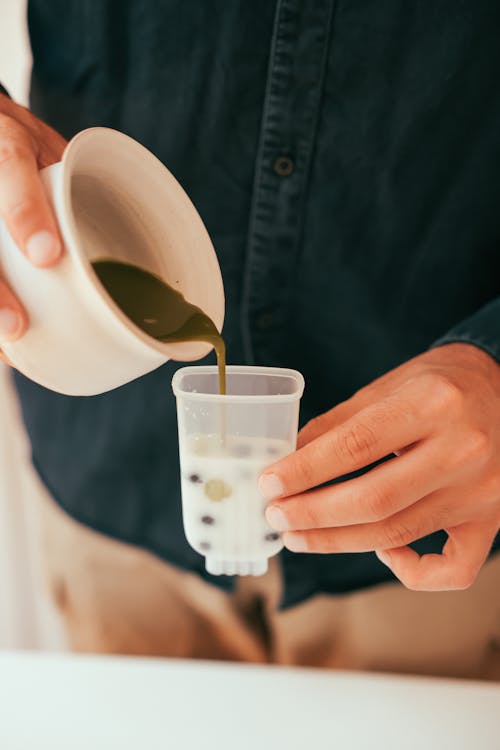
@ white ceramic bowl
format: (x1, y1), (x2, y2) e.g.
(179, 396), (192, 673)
(0, 127), (225, 396)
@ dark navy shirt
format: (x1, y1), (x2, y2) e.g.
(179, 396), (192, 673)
(8, 0), (500, 607)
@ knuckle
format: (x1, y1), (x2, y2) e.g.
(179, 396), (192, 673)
(363, 484), (394, 521)
(426, 372), (464, 414)
(462, 429), (492, 465)
(381, 521), (414, 549)
(445, 430), (492, 473)
(337, 422), (378, 463)
(293, 455), (316, 490)
(300, 414), (327, 443)
(7, 197), (40, 226)
(429, 505), (450, 529)
(0, 139), (29, 168)
(300, 499), (322, 529)
(303, 530), (324, 552)
(308, 413), (328, 432)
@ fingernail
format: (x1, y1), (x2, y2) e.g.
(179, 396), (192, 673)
(265, 505), (289, 531)
(375, 550), (392, 567)
(26, 230), (61, 265)
(284, 532), (308, 553)
(0, 308), (22, 340)
(259, 473), (284, 500)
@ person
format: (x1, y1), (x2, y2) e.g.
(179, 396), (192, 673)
(0, 2), (499, 678)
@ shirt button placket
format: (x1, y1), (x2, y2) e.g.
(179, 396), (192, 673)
(240, 0), (334, 364)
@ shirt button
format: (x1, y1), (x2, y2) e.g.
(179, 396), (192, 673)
(256, 311), (275, 330)
(273, 155), (294, 176)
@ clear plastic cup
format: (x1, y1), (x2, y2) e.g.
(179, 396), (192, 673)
(172, 365), (305, 576)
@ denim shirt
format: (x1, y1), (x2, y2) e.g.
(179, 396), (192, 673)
(9, 0), (500, 606)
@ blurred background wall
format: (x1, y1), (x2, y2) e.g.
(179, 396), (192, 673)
(0, 0), (66, 650)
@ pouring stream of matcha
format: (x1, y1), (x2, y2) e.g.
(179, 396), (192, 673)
(92, 259), (226, 394)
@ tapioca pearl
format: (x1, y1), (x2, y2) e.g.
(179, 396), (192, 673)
(204, 478), (232, 502)
(187, 473), (203, 484)
(199, 541), (211, 551)
(265, 532), (280, 542)
(201, 515), (215, 525)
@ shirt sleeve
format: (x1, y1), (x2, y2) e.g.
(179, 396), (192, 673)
(432, 296), (500, 364)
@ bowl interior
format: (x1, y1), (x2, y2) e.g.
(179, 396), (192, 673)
(61, 128), (225, 361)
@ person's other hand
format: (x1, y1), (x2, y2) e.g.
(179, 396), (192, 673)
(0, 93), (66, 359)
(260, 343), (500, 591)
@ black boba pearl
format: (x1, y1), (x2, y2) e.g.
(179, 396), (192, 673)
(199, 541), (211, 551)
(265, 532), (280, 542)
(201, 515), (215, 525)
(188, 473), (203, 484)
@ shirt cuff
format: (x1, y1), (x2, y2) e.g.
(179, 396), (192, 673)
(432, 297), (500, 364)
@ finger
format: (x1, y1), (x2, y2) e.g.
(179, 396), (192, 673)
(260, 384), (431, 500)
(33, 131), (66, 170)
(266, 440), (448, 531)
(0, 114), (61, 266)
(31, 127), (67, 169)
(297, 356), (429, 449)
(298, 398), (366, 449)
(0, 276), (27, 343)
(282, 487), (469, 553)
(0, 94), (67, 159)
(375, 520), (498, 591)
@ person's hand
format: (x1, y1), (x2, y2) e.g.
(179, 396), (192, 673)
(0, 93), (66, 358)
(260, 343), (500, 591)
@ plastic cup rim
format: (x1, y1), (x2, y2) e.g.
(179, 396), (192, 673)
(171, 365), (305, 403)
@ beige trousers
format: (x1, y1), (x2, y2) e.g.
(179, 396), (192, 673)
(38, 492), (500, 680)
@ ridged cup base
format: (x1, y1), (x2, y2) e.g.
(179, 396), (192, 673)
(205, 558), (268, 577)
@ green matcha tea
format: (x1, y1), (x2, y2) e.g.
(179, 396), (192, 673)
(92, 259), (226, 394)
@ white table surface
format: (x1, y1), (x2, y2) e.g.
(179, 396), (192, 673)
(0, 651), (498, 749)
